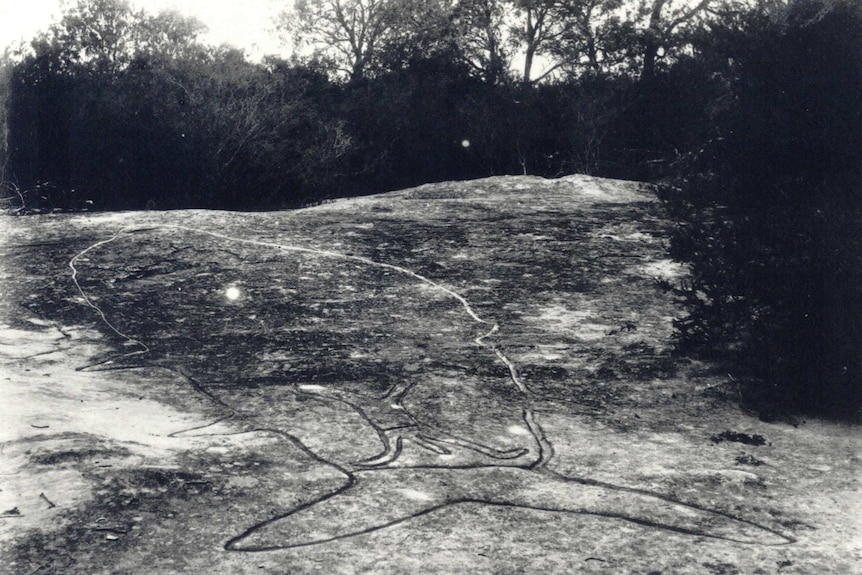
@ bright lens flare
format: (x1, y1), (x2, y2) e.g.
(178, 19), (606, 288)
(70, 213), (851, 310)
(225, 286), (242, 301)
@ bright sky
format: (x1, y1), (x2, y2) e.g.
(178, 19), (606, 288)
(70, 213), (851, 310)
(0, 0), (288, 60)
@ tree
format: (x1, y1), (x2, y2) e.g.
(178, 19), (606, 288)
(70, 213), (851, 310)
(0, 49), (15, 209)
(136, 9), (207, 64)
(507, 0), (635, 83)
(509, 0), (567, 83)
(507, 0), (718, 83)
(543, 0), (634, 78)
(376, 0), (461, 69)
(0, 51), (11, 169)
(47, 0), (142, 75)
(278, 0), (400, 81)
(636, 0), (716, 81)
(26, 0), (206, 76)
(451, 0), (511, 84)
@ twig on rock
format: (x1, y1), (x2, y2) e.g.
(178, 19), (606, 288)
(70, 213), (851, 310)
(39, 492), (57, 509)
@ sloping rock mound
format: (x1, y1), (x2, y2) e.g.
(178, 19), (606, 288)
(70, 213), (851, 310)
(1, 175), (858, 574)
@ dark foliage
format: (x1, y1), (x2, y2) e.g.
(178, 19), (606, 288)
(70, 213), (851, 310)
(4, 43), (353, 211)
(661, 0), (862, 420)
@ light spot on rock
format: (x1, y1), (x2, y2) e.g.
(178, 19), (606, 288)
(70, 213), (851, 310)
(507, 425), (530, 436)
(225, 286), (242, 301)
(298, 384), (326, 392)
(395, 488), (434, 501)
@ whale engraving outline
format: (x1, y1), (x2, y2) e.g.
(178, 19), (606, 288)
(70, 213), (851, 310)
(68, 223), (796, 551)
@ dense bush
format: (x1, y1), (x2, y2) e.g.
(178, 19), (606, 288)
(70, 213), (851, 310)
(4, 43), (353, 211)
(662, 0), (862, 420)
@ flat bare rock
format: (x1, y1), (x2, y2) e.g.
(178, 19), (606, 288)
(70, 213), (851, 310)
(1, 175), (859, 574)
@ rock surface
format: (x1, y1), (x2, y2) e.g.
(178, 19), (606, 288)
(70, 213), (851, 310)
(1, 175), (859, 574)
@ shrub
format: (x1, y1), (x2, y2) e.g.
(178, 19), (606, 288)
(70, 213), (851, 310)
(662, 0), (862, 420)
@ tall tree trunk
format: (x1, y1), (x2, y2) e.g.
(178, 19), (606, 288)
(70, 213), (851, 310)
(522, 11), (535, 83)
(523, 45), (534, 83)
(641, 0), (667, 81)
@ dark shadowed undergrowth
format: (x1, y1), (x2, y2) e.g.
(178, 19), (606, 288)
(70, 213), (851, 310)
(657, 0), (862, 422)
